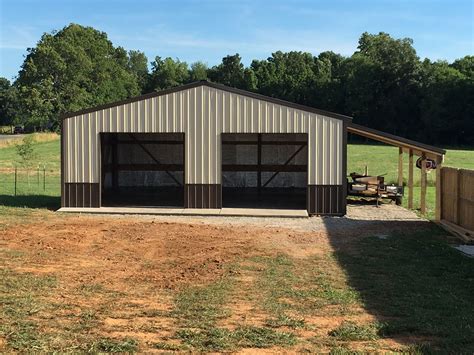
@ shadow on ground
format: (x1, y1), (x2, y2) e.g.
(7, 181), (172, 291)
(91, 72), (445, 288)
(324, 217), (474, 352)
(0, 195), (60, 210)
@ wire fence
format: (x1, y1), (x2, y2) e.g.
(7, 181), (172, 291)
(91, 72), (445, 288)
(0, 167), (61, 197)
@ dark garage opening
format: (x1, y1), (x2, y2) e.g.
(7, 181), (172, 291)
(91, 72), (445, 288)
(222, 133), (307, 210)
(101, 133), (184, 207)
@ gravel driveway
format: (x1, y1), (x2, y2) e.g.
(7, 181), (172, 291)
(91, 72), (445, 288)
(102, 202), (427, 237)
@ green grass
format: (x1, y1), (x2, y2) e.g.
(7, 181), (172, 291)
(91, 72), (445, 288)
(176, 326), (297, 351)
(251, 254), (360, 322)
(328, 321), (383, 341)
(0, 266), (139, 352)
(173, 279), (233, 329)
(334, 227), (474, 352)
(171, 268), (297, 351)
(0, 135), (61, 210)
(348, 143), (474, 185)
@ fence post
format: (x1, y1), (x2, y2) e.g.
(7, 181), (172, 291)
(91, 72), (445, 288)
(43, 166), (46, 191)
(14, 167), (17, 196)
(435, 163), (442, 221)
(37, 167), (40, 188)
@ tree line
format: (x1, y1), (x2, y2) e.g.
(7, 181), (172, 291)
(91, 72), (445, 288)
(0, 24), (472, 145)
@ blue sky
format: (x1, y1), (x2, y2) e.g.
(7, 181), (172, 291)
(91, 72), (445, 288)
(0, 0), (473, 81)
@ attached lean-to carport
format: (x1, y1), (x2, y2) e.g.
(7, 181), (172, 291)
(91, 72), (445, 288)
(347, 123), (446, 219)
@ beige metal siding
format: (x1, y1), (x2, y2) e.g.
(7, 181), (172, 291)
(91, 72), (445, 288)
(64, 85), (343, 185)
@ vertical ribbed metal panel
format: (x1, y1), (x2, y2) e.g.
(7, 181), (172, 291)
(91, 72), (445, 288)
(63, 84), (344, 186)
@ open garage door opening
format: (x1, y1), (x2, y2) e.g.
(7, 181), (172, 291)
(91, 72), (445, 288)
(101, 133), (184, 207)
(222, 133), (307, 210)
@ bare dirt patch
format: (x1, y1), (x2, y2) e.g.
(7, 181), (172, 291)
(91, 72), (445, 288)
(2, 216), (270, 289)
(0, 211), (439, 352)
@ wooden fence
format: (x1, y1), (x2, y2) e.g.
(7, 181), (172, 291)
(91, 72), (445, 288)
(440, 167), (474, 236)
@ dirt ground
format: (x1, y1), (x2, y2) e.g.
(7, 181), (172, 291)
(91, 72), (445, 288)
(0, 204), (432, 352)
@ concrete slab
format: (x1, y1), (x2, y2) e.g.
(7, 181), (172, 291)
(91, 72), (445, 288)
(57, 207), (308, 218)
(181, 208), (222, 216)
(221, 208), (308, 218)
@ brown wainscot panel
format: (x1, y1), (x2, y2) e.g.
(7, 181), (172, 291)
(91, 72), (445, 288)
(63, 183), (100, 208)
(307, 185), (346, 216)
(184, 184), (222, 209)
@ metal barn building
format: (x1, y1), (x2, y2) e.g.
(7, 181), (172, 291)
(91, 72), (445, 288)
(61, 81), (350, 216)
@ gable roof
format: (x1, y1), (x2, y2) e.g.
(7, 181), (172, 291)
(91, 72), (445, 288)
(60, 80), (353, 122)
(59, 80), (445, 157)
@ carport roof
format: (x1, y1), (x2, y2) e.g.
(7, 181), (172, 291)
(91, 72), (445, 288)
(348, 122), (446, 158)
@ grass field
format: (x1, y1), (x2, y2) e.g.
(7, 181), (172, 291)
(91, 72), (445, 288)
(0, 134), (473, 218)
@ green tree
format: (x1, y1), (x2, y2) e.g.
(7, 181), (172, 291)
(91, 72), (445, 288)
(15, 135), (38, 168)
(343, 32), (422, 137)
(189, 61), (208, 81)
(128, 50), (149, 93)
(14, 23), (141, 130)
(0, 77), (18, 126)
(252, 51), (317, 103)
(148, 57), (189, 91)
(451, 55), (474, 78)
(419, 60), (474, 144)
(209, 54), (251, 89)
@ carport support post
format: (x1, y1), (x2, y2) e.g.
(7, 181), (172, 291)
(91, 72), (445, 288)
(435, 160), (442, 221)
(398, 147), (403, 187)
(420, 153), (427, 215)
(408, 149), (414, 209)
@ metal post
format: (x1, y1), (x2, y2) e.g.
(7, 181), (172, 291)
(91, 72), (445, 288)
(37, 167), (40, 188)
(14, 167), (17, 196)
(43, 166), (46, 191)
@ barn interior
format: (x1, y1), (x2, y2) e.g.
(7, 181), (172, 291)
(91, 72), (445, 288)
(221, 133), (308, 210)
(101, 133), (184, 207)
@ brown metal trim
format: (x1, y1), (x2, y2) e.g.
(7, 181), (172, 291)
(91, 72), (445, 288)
(112, 140), (184, 145)
(60, 120), (65, 207)
(61, 81), (352, 122)
(64, 183), (100, 207)
(103, 164), (184, 171)
(222, 164), (307, 172)
(222, 141), (308, 146)
(348, 122), (445, 156)
(184, 184), (222, 209)
(342, 120), (348, 216)
(307, 185), (345, 216)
